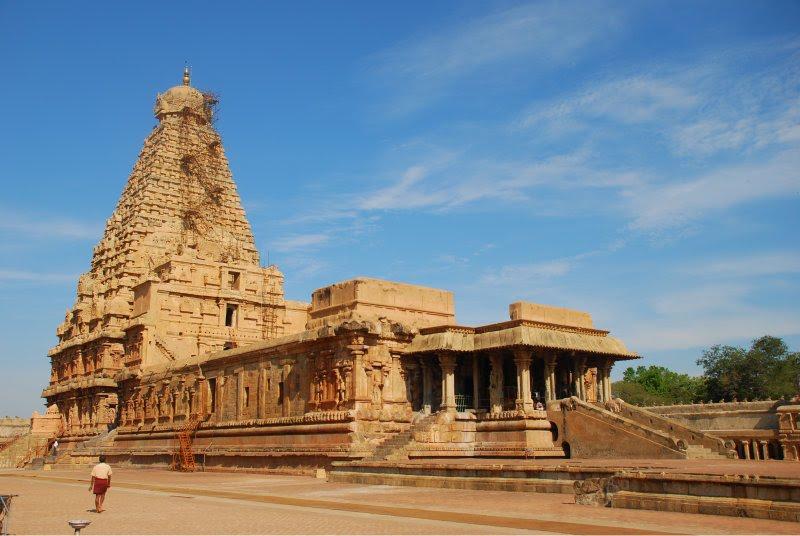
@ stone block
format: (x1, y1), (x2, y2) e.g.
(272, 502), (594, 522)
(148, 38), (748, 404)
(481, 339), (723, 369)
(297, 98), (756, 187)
(574, 478), (610, 506)
(509, 301), (593, 328)
(309, 278), (454, 329)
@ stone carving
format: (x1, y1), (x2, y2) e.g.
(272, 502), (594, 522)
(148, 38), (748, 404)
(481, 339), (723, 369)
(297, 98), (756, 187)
(574, 478), (614, 507)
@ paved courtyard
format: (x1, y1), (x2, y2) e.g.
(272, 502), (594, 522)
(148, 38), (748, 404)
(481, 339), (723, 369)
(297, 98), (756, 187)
(2, 468), (799, 534)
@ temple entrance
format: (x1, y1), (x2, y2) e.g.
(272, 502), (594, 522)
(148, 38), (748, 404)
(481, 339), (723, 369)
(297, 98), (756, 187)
(502, 354), (516, 410)
(531, 357), (545, 404)
(457, 357), (473, 412)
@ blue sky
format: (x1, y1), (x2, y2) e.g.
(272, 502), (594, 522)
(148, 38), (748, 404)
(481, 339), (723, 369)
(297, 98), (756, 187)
(1, 1), (799, 416)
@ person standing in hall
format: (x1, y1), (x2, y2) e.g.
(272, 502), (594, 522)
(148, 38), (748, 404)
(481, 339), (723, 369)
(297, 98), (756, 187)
(89, 455), (112, 513)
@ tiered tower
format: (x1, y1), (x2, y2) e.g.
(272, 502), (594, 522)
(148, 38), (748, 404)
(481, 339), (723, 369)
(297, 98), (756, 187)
(43, 70), (308, 439)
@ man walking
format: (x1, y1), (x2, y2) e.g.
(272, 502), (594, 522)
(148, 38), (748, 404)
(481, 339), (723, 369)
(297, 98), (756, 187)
(89, 455), (112, 513)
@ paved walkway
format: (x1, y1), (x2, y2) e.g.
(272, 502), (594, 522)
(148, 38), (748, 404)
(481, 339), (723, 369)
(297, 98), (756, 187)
(1, 468), (798, 534)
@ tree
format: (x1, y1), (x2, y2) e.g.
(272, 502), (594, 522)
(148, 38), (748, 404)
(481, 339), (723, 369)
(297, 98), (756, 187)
(697, 336), (800, 402)
(612, 365), (705, 405)
(611, 380), (670, 405)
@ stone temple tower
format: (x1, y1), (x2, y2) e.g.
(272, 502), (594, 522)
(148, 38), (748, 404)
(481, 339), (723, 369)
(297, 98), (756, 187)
(43, 70), (309, 439)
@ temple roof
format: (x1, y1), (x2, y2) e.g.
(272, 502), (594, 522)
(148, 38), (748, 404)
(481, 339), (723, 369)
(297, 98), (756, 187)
(154, 68), (208, 120)
(405, 319), (639, 359)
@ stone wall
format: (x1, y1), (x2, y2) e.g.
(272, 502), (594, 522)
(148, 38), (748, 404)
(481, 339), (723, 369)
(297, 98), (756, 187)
(552, 400), (686, 459)
(308, 278), (454, 330)
(0, 417), (29, 438)
(103, 316), (416, 470)
(647, 400), (784, 460)
(649, 400), (781, 431)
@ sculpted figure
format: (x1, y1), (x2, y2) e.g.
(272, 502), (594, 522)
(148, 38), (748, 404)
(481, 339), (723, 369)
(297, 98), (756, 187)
(489, 361), (502, 400)
(584, 368), (598, 403)
(166, 389), (175, 419)
(371, 367), (384, 404)
(334, 368), (345, 408)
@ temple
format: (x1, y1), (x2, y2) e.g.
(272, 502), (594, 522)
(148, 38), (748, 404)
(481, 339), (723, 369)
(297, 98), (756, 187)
(38, 71), (789, 471)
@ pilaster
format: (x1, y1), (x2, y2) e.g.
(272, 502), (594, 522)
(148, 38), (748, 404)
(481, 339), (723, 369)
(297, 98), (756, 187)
(421, 361), (433, 414)
(489, 352), (504, 414)
(513, 347), (534, 412)
(438, 352), (457, 413)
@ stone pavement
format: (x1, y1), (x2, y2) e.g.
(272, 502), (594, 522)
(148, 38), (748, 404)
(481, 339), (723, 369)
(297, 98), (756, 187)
(1, 468), (799, 534)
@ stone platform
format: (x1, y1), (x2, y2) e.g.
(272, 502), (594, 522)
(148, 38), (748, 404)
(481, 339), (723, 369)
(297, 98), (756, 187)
(330, 458), (800, 522)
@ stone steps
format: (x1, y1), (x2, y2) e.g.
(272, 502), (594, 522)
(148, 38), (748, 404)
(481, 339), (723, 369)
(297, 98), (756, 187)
(569, 398), (731, 459)
(684, 446), (727, 459)
(364, 414), (438, 461)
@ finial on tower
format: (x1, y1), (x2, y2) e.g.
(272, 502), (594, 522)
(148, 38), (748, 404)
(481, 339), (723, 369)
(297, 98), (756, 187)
(183, 65), (191, 86)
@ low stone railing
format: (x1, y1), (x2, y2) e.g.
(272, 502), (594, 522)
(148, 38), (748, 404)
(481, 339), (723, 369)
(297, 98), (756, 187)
(778, 404), (800, 461)
(615, 400), (734, 457)
(564, 397), (686, 455)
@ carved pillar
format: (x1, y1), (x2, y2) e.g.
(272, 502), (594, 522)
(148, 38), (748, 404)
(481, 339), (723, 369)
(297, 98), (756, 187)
(348, 336), (370, 404)
(753, 439), (761, 460)
(258, 368), (268, 419)
(472, 353), (481, 411)
(390, 353), (406, 404)
(168, 389), (173, 422)
(280, 366), (290, 416)
(513, 348), (534, 412)
(742, 440), (751, 460)
(438, 353), (457, 413)
(761, 441), (770, 460)
(544, 354), (557, 402)
(216, 377), (225, 417)
(217, 299), (225, 327)
(489, 353), (504, 414)
(595, 360), (608, 404)
(573, 355), (587, 400)
(421, 361), (433, 414)
(185, 387), (194, 418)
(236, 371), (244, 420)
(405, 362), (419, 409)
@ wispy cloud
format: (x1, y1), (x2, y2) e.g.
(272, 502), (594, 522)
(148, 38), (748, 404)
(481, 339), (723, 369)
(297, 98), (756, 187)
(625, 308), (800, 351)
(652, 283), (751, 315)
(686, 251), (800, 278)
(482, 259), (573, 286)
(271, 233), (331, 252)
(520, 39), (800, 159)
(356, 149), (642, 213)
(482, 241), (625, 286)
(521, 74), (699, 130)
(280, 256), (330, 283)
(0, 212), (101, 240)
(0, 269), (75, 283)
(369, 1), (624, 114)
(625, 149), (800, 231)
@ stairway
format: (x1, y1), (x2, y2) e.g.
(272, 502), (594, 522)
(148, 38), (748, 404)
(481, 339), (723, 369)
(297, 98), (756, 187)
(563, 397), (734, 459)
(612, 399), (735, 459)
(81, 427), (118, 449)
(365, 414), (438, 461)
(684, 445), (728, 459)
